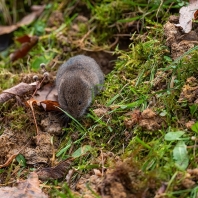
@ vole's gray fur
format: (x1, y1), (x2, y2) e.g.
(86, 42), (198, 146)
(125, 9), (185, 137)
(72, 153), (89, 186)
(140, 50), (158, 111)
(56, 55), (104, 118)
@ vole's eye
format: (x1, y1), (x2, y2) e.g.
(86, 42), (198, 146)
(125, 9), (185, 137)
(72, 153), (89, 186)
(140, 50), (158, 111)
(78, 101), (82, 105)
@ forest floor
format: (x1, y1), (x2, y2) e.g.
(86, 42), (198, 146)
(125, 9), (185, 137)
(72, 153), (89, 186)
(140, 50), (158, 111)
(0, 1), (198, 198)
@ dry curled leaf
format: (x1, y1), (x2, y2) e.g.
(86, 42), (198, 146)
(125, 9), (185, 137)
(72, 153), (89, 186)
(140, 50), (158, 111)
(37, 158), (74, 180)
(176, 0), (198, 33)
(16, 34), (32, 43)
(10, 35), (39, 62)
(0, 172), (48, 198)
(0, 82), (37, 103)
(27, 83), (59, 111)
(0, 5), (45, 36)
(0, 24), (18, 35)
(0, 153), (18, 168)
(17, 5), (45, 27)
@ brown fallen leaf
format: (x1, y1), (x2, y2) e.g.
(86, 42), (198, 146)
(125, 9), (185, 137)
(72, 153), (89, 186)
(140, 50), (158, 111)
(16, 35), (32, 43)
(176, 0), (198, 33)
(0, 5), (45, 36)
(25, 83), (59, 135)
(17, 5), (45, 27)
(0, 82), (37, 103)
(37, 158), (74, 180)
(0, 153), (18, 169)
(0, 172), (48, 198)
(34, 84), (57, 101)
(194, 10), (198, 19)
(0, 24), (18, 35)
(27, 83), (59, 111)
(40, 101), (59, 111)
(10, 35), (39, 62)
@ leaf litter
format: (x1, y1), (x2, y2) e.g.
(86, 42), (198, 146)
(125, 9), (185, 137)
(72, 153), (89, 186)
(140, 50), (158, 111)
(0, 71), (63, 175)
(164, 14), (198, 59)
(0, 1), (198, 198)
(176, 0), (198, 33)
(10, 35), (39, 62)
(0, 5), (45, 36)
(0, 172), (48, 198)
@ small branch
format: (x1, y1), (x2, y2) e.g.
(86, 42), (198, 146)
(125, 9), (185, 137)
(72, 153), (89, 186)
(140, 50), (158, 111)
(0, 82), (36, 104)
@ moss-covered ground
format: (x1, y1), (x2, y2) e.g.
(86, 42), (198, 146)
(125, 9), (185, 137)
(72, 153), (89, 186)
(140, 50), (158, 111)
(0, 0), (198, 197)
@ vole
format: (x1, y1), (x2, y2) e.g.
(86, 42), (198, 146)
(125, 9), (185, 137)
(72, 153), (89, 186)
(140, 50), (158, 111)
(56, 55), (104, 119)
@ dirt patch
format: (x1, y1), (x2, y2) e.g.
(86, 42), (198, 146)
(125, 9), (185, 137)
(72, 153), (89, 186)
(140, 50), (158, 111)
(0, 123), (55, 167)
(0, 96), (64, 183)
(178, 76), (198, 104)
(97, 164), (135, 198)
(164, 15), (198, 59)
(152, 70), (172, 91)
(176, 168), (198, 190)
(124, 108), (166, 131)
(77, 165), (198, 198)
(85, 51), (117, 74)
(47, 11), (64, 27)
(0, 71), (63, 174)
(74, 161), (161, 198)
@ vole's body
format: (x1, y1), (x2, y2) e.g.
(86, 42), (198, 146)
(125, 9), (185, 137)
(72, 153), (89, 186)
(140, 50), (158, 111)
(56, 55), (104, 118)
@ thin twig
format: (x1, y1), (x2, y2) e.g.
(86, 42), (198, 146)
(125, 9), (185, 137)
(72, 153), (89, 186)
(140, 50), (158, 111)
(0, 139), (31, 168)
(29, 101), (39, 135)
(100, 150), (104, 177)
(32, 75), (47, 97)
(79, 26), (96, 48)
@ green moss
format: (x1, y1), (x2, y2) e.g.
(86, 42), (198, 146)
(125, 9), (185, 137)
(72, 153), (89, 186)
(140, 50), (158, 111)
(1, 1), (198, 197)
(0, 70), (19, 90)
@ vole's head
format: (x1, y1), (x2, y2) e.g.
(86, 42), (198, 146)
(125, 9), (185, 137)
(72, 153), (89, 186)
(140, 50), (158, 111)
(57, 75), (92, 118)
